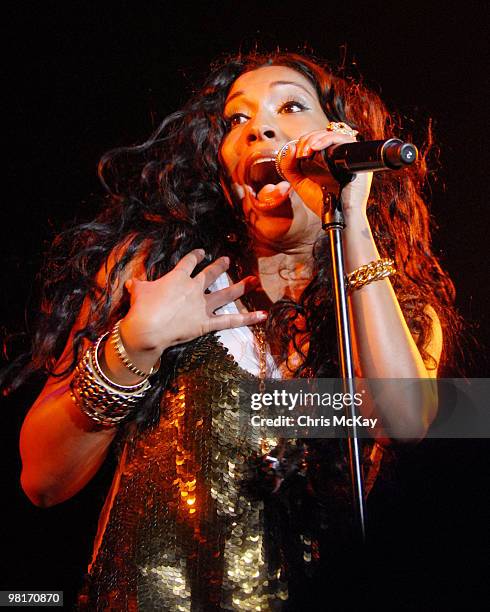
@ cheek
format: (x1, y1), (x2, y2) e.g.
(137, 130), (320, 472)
(288, 115), (329, 134)
(219, 136), (240, 179)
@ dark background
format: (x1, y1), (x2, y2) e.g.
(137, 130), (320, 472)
(2, 2), (489, 610)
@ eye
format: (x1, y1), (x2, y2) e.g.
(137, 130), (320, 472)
(278, 100), (309, 114)
(226, 113), (249, 129)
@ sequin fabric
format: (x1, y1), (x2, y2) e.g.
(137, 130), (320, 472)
(76, 333), (383, 611)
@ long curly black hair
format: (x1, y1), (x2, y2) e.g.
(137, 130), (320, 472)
(3, 50), (464, 431)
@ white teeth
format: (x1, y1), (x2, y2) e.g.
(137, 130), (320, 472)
(251, 157), (275, 166)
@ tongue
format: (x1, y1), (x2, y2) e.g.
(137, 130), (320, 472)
(256, 181), (290, 204)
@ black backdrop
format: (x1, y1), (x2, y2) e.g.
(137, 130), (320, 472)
(2, 2), (489, 610)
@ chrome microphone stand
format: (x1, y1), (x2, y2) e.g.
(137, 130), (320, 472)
(276, 137), (419, 542)
(321, 188), (367, 542)
(304, 139), (418, 541)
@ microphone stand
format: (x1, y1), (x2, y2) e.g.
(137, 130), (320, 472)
(290, 138), (418, 540)
(321, 187), (367, 542)
(277, 137), (418, 540)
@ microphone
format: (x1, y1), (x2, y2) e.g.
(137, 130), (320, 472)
(276, 138), (418, 185)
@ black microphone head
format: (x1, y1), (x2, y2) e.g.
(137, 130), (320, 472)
(399, 143), (418, 165)
(383, 140), (418, 169)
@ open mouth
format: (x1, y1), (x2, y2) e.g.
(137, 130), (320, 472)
(247, 158), (283, 195)
(246, 158), (291, 208)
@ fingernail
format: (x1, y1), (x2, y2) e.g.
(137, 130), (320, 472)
(256, 311), (268, 320)
(222, 256), (230, 265)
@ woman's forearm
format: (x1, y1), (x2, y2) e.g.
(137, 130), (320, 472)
(342, 210), (438, 438)
(343, 211), (429, 379)
(20, 328), (160, 508)
(20, 376), (118, 507)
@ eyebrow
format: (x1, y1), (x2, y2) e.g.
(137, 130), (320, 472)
(224, 80), (314, 106)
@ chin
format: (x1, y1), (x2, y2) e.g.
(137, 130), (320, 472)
(252, 217), (295, 244)
(243, 197), (295, 245)
(239, 190), (322, 251)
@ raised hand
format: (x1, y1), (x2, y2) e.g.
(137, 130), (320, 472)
(120, 248), (266, 355)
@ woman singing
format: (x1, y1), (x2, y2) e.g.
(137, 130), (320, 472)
(17, 51), (460, 610)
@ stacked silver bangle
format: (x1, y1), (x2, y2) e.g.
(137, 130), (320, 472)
(70, 326), (156, 427)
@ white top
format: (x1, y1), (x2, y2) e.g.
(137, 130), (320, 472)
(208, 272), (282, 379)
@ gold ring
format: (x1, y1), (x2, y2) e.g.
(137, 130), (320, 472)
(326, 122), (358, 137)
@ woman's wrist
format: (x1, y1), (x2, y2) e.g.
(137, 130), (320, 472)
(342, 208), (369, 232)
(342, 210), (381, 272)
(70, 329), (155, 428)
(101, 319), (163, 386)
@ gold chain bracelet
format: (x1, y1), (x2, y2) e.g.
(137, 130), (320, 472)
(346, 258), (396, 293)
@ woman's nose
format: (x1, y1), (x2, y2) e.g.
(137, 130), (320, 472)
(246, 124), (276, 143)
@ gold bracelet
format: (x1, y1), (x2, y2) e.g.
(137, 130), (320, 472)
(90, 332), (148, 393)
(70, 338), (152, 427)
(346, 258), (396, 292)
(110, 319), (161, 379)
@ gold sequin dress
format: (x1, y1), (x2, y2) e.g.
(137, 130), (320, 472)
(76, 333), (383, 611)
